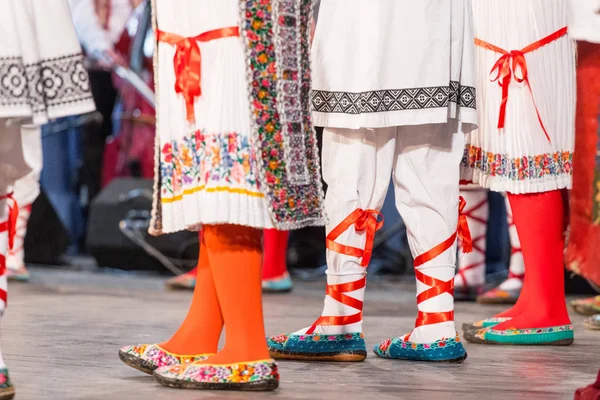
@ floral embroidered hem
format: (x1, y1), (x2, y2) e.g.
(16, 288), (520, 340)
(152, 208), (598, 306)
(464, 325), (574, 345)
(118, 344), (210, 375)
(153, 359), (279, 391)
(461, 145), (573, 194)
(373, 334), (467, 363)
(267, 332), (367, 362)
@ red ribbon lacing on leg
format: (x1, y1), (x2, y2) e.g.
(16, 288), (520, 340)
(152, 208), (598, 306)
(413, 197), (473, 328)
(7, 203), (31, 257)
(0, 193), (18, 305)
(305, 209), (383, 334)
(475, 27), (568, 142)
(506, 212), (524, 281)
(456, 198), (488, 293)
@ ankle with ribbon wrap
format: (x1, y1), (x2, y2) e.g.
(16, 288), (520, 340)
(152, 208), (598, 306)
(0, 193), (18, 306)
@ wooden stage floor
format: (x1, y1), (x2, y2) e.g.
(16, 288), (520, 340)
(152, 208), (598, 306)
(5, 267), (599, 400)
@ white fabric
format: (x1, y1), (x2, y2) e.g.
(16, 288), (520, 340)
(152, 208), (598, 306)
(67, 0), (133, 54)
(455, 187), (488, 288)
(0, 0), (95, 124)
(568, 0), (600, 43)
(462, 0), (576, 194)
(0, 195), (7, 317)
(311, 0), (477, 129)
(154, 0), (273, 233)
(299, 125), (463, 343)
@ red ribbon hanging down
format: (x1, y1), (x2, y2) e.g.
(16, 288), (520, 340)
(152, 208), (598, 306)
(156, 27), (240, 123)
(475, 27), (568, 142)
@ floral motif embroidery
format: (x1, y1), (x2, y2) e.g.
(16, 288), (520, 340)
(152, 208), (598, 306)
(160, 130), (260, 198)
(0, 369), (12, 390)
(241, 0), (326, 229)
(155, 360), (279, 384)
(120, 344), (208, 369)
(462, 145), (573, 182)
(473, 317), (510, 328)
(380, 335), (462, 354)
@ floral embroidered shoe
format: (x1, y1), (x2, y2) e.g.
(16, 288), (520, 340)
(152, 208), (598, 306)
(262, 272), (293, 293)
(267, 332), (367, 362)
(153, 359), (279, 391)
(462, 317), (511, 332)
(0, 368), (15, 400)
(476, 287), (521, 304)
(6, 265), (30, 282)
(571, 296), (600, 316)
(373, 334), (467, 363)
(118, 344), (209, 374)
(464, 325), (574, 346)
(584, 315), (600, 331)
(164, 269), (196, 291)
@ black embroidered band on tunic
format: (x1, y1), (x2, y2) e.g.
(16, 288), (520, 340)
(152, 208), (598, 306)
(311, 81), (476, 114)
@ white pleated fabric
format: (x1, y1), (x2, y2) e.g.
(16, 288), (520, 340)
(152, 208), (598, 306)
(0, 0), (95, 124)
(462, 0), (576, 194)
(154, 0), (273, 233)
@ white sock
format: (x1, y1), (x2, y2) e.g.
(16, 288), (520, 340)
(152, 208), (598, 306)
(409, 264), (457, 343)
(0, 195), (8, 369)
(455, 189), (489, 288)
(293, 271), (365, 335)
(7, 203), (29, 272)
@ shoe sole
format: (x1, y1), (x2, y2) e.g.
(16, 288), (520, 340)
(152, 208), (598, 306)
(118, 351), (155, 375)
(269, 349), (367, 362)
(572, 305), (600, 316)
(465, 335), (574, 346)
(374, 351), (468, 364)
(0, 387), (15, 400)
(476, 297), (518, 305)
(154, 372), (279, 391)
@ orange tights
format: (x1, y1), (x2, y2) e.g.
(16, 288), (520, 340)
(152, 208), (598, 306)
(161, 224), (269, 363)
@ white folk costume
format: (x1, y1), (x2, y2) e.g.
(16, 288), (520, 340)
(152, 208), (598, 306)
(461, 0), (576, 193)
(268, 0), (477, 363)
(462, 0), (576, 347)
(150, 0), (326, 234)
(0, 1), (94, 397)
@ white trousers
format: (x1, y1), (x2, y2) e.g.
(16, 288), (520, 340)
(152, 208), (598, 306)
(322, 123), (465, 342)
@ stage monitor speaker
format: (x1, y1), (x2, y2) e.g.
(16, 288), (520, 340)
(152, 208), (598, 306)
(86, 178), (198, 273)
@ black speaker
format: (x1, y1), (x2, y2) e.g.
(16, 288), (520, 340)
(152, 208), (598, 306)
(86, 178), (198, 273)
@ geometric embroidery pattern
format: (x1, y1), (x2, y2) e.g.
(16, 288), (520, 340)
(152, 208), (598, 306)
(311, 81), (476, 114)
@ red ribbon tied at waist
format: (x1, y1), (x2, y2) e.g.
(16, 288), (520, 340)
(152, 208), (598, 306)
(475, 27), (568, 142)
(156, 27), (239, 123)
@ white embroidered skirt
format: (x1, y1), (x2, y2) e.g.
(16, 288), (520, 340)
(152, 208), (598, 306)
(310, 0), (478, 130)
(153, 0), (274, 233)
(461, 0), (576, 194)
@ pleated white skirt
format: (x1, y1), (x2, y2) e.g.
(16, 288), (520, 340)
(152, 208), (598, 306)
(461, 0), (576, 194)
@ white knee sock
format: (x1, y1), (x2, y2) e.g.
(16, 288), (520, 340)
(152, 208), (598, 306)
(499, 197), (524, 291)
(7, 203), (30, 272)
(0, 194), (9, 369)
(455, 188), (488, 288)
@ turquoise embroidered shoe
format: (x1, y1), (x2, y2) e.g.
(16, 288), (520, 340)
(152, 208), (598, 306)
(464, 325), (574, 345)
(462, 317), (511, 332)
(374, 334), (467, 363)
(262, 273), (293, 293)
(267, 332), (367, 362)
(0, 368), (15, 400)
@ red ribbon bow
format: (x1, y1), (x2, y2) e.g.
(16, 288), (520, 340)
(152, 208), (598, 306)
(156, 27), (239, 123)
(326, 208), (384, 268)
(457, 196), (473, 254)
(475, 27), (568, 142)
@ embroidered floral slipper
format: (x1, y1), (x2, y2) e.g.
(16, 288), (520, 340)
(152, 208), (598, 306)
(165, 271), (196, 291)
(118, 344), (209, 374)
(571, 296), (600, 316)
(584, 315), (600, 331)
(153, 359), (279, 391)
(0, 368), (15, 400)
(476, 287), (521, 304)
(464, 325), (574, 346)
(7, 265), (30, 282)
(373, 334), (467, 363)
(462, 317), (511, 332)
(262, 272), (293, 293)
(267, 332), (367, 362)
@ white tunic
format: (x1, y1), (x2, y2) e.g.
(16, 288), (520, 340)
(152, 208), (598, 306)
(311, 0), (477, 130)
(0, 0), (95, 125)
(568, 0), (600, 43)
(461, 0), (576, 194)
